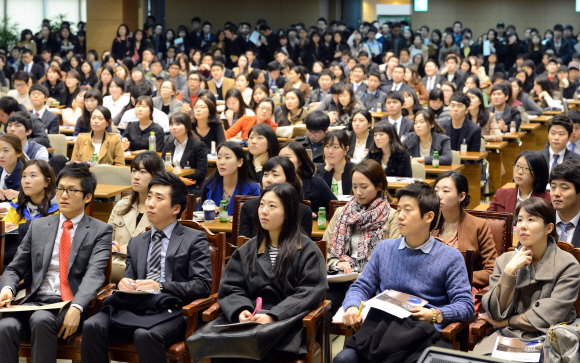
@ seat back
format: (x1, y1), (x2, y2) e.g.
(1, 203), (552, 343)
(179, 220), (226, 294)
(48, 134), (67, 156)
(451, 150), (461, 165)
(180, 194), (195, 220)
(0, 220), (4, 275)
(411, 162), (426, 179)
(556, 242), (580, 316)
(232, 195), (260, 242)
(329, 200), (349, 220)
(466, 210), (512, 255)
(461, 250), (474, 287)
(91, 165), (131, 186)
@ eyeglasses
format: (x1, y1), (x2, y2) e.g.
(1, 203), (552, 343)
(55, 187), (84, 196)
(258, 106), (272, 112)
(188, 78), (200, 83)
(513, 164), (532, 175)
(194, 105), (207, 110)
(307, 130), (325, 136)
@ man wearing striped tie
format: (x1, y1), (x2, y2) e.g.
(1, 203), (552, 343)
(550, 160), (580, 247)
(82, 172), (212, 363)
(566, 110), (580, 153)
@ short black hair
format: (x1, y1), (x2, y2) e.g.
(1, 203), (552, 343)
(395, 181), (440, 231)
(29, 84), (49, 98)
(131, 82), (152, 99)
(358, 50), (369, 58)
(150, 58), (163, 66)
(368, 69), (381, 81)
(548, 114), (574, 136)
(567, 109), (580, 125)
(13, 71), (30, 83)
(386, 90), (404, 105)
(7, 111), (33, 132)
(449, 92), (470, 107)
(490, 83), (510, 97)
(445, 54), (459, 63)
(425, 59), (438, 67)
(550, 159), (580, 194)
(21, 48), (33, 56)
(56, 163), (97, 204)
(318, 69), (333, 80)
(267, 61), (281, 72)
(211, 61), (224, 70)
(429, 88), (445, 101)
(304, 110), (330, 131)
(0, 96), (21, 114)
(352, 63), (366, 74)
(148, 171), (189, 216)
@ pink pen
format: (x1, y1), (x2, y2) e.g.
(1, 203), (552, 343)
(250, 297), (263, 318)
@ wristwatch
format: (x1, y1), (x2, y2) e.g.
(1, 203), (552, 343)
(158, 282), (164, 292)
(431, 309), (443, 324)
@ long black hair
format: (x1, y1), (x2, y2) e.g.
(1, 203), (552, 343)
(79, 89), (103, 130)
(534, 74), (558, 97)
(280, 141), (316, 179)
(434, 170), (471, 212)
(223, 88), (247, 129)
(201, 141), (257, 204)
(247, 183), (302, 280)
(514, 150), (549, 194)
(466, 88), (490, 129)
(369, 120), (407, 155)
(402, 88), (423, 117)
(262, 156), (304, 199)
(119, 151), (165, 216)
(247, 123), (280, 164)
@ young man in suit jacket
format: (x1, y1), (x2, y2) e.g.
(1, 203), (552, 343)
(0, 163), (113, 363)
(0, 96), (51, 148)
(18, 49), (44, 83)
(81, 172), (212, 363)
(422, 60), (442, 94)
(295, 111), (329, 164)
(381, 65), (414, 94)
(540, 115), (580, 172)
(207, 61), (235, 101)
(7, 111), (49, 161)
(439, 92), (481, 152)
(264, 61), (286, 92)
(356, 70), (387, 112)
(384, 90), (413, 138)
(550, 160), (580, 247)
(440, 55), (467, 92)
(28, 84), (60, 134)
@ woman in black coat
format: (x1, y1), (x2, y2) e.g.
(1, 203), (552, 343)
(315, 130), (355, 195)
(162, 112), (209, 202)
(209, 183), (327, 361)
(239, 157), (312, 239)
(365, 120), (412, 178)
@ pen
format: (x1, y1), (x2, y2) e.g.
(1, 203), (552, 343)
(1, 297), (15, 304)
(357, 301), (364, 317)
(250, 297), (262, 318)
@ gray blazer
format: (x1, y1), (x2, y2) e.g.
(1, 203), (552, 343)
(355, 88), (387, 111)
(404, 131), (453, 165)
(152, 97), (183, 114)
(314, 94), (338, 113)
(0, 214), (112, 314)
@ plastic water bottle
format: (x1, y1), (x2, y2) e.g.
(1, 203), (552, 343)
(432, 151), (439, 168)
(510, 121), (516, 135)
(149, 132), (156, 151)
(202, 199), (216, 222)
(318, 207), (326, 230)
(460, 139), (468, 154)
(331, 182), (339, 195)
(165, 153), (172, 169)
(219, 200), (228, 223)
(91, 153), (98, 166)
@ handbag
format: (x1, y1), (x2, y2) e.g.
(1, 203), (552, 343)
(544, 318), (580, 363)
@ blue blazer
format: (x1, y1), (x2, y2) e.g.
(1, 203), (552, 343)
(199, 178), (261, 215)
(0, 159), (23, 199)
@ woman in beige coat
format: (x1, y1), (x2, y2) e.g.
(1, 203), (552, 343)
(107, 151), (165, 282)
(474, 198), (580, 355)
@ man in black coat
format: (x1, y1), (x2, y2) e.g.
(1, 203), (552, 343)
(550, 160), (580, 248)
(81, 173), (212, 363)
(540, 116), (580, 173)
(439, 92), (481, 153)
(18, 49), (44, 82)
(0, 97), (50, 147)
(544, 24), (573, 64)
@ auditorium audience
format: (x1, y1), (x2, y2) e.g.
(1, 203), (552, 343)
(220, 88), (254, 130)
(152, 79), (183, 115)
(73, 88), (103, 136)
(466, 88), (502, 142)
(7, 112), (49, 162)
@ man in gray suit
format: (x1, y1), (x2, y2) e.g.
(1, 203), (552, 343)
(355, 70), (387, 112)
(82, 172), (212, 363)
(167, 61), (188, 94)
(0, 163), (112, 363)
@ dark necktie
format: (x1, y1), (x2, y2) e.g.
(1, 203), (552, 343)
(146, 230), (166, 281)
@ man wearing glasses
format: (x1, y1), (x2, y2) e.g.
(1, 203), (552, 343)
(0, 163), (112, 363)
(177, 70), (203, 114)
(295, 111), (330, 163)
(7, 71), (33, 110)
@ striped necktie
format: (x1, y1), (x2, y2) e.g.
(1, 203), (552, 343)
(146, 230), (166, 282)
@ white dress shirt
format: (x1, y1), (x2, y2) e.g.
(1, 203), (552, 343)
(556, 210), (580, 244)
(39, 212), (85, 311)
(391, 83), (404, 91)
(172, 137), (187, 166)
(388, 115), (403, 135)
(426, 76), (437, 92)
(118, 108), (170, 133)
(213, 77), (224, 89)
(103, 95), (131, 119)
(548, 147), (567, 171)
(32, 105), (47, 118)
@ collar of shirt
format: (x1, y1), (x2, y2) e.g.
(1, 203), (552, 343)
(214, 77), (224, 88)
(173, 137), (187, 149)
(34, 105), (47, 118)
(556, 210), (580, 228)
(516, 187), (532, 204)
(310, 139), (324, 150)
(392, 82), (403, 90)
(59, 212), (85, 235)
(151, 219), (178, 240)
(398, 235), (436, 254)
(353, 81), (363, 88)
(388, 115), (403, 124)
(549, 147), (566, 164)
(568, 140), (580, 150)
(294, 81), (302, 90)
(367, 89), (377, 96)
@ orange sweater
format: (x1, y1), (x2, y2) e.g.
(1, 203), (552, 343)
(224, 115), (278, 139)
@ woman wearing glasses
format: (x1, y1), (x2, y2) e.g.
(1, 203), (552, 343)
(488, 151), (551, 214)
(225, 98), (278, 141)
(191, 96), (226, 151)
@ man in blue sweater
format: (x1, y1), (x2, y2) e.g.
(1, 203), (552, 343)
(335, 181), (474, 362)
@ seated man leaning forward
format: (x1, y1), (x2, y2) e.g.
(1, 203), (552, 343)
(334, 181), (474, 363)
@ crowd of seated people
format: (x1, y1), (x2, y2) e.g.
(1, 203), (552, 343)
(0, 13), (580, 363)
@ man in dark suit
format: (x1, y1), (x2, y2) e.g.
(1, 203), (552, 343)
(199, 21), (217, 53)
(384, 90), (413, 138)
(28, 84), (60, 134)
(264, 61), (286, 93)
(540, 115), (580, 172)
(81, 172), (212, 363)
(550, 160), (580, 247)
(305, 69), (333, 108)
(315, 83), (343, 113)
(544, 24), (573, 64)
(358, 50), (379, 74)
(0, 163), (113, 363)
(488, 83), (522, 133)
(18, 49), (44, 82)
(356, 70), (386, 112)
(439, 92), (481, 152)
(0, 96), (50, 147)
(422, 59), (442, 94)
(295, 111), (329, 164)
(381, 65), (414, 94)
(350, 64), (367, 94)
(440, 54), (467, 91)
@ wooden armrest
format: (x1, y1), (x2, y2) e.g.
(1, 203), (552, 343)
(475, 288), (489, 300)
(96, 290), (114, 307)
(182, 296), (217, 317)
(303, 300), (331, 328)
(470, 320), (492, 336)
(202, 294), (221, 322)
(441, 321), (469, 341)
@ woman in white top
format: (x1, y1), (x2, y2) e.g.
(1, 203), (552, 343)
(347, 109), (373, 161)
(235, 73), (253, 106)
(220, 88), (255, 130)
(103, 77), (130, 119)
(62, 88), (86, 126)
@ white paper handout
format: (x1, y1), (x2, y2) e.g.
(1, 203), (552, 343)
(491, 336), (542, 362)
(0, 301), (70, 313)
(249, 31), (261, 46)
(327, 272), (359, 283)
(364, 290), (428, 319)
(483, 40), (491, 56)
(214, 321), (261, 328)
(114, 290), (160, 295)
(332, 305), (371, 324)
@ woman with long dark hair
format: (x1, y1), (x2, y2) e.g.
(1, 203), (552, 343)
(239, 156), (313, 239)
(199, 141), (260, 216)
(108, 151), (165, 282)
(191, 96), (226, 150)
(95, 65), (114, 97)
(0, 133), (27, 202)
(466, 88), (502, 142)
(329, 31), (349, 61)
(511, 77), (543, 116)
(60, 69), (81, 109)
(316, 130), (355, 195)
(73, 88), (103, 136)
(531, 74), (566, 110)
(283, 66), (311, 99)
(403, 109), (453, 165)
(80, 60), (98, 88)
(402, 88), (423, 121)
(335, 84), (365, 128)
(220, 88), (255, 130)
(247, 123), (280, 185)
(112, 24), (135, 62)
(366, 121), (412, 177)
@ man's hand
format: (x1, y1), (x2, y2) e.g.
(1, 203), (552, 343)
(410, 307), (433, 322)
(0, 288), (14, 307)
(251, 314), (274, 324)
(122, 137), (130, 151)
(135, 279), (160, 292)
(343, 306), (363, 331)
(239, 310), (252, 322)
(118, 278), (136, 291)
(58, 306), (81, 339)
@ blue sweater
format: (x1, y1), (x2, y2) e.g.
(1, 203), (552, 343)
(342, 236), (475, 329)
